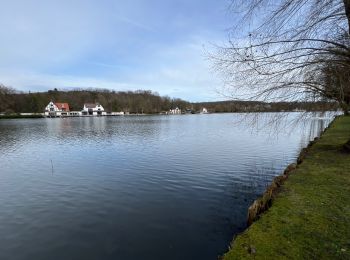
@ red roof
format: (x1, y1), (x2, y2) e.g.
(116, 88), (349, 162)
(55, 103), (70, 111)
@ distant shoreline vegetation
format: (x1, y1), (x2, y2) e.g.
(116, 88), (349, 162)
(0, 114), (44, 119)
(0, 85), (339, 116)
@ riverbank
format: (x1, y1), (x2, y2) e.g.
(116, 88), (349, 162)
(224, 115), (350, 259)
(0, 114), (44, 119)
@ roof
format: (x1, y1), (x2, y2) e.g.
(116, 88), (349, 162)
(84, 103), (99, 108)
(55, 103), (70, 111)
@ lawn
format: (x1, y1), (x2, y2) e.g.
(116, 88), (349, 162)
(224, 115), (350, 259)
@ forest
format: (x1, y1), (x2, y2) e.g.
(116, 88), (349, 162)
(0, 85), (189, 114)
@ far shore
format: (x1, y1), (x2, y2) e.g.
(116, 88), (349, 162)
(0, 110), (341, 120)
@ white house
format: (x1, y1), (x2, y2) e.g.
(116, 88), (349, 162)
(201, 107), (208, 114)
(82, 103), (105, 116)
(169, 107), (181, 115)
(44, 101), (71, 117)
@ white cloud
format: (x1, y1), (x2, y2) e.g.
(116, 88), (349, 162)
(0, 0), (229, 101)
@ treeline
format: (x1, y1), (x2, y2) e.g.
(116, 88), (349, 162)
(193, 100), (338, 113)
(0, 86), (190, 114)
(0, 85), (339, 114)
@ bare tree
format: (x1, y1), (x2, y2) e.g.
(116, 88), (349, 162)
(307, 47), (350, 114)
(214, 0), (350, 114)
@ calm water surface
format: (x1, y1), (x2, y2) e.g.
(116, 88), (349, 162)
(0, 113), (331, 260)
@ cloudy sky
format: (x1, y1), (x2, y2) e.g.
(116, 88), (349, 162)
(0, 0), (235, 101)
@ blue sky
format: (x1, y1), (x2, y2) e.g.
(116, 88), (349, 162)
(0, 0), (234, 101)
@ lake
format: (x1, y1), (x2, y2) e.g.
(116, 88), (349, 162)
(0, 113), (331, 260)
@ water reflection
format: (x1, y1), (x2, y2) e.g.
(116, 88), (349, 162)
(0, 113), (333, 260)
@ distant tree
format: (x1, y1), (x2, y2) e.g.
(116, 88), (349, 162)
(0, 84), (16, 113)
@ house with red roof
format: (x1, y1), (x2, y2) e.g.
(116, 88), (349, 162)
(54, 103), (70, 112)
(44, 101), (71, 117)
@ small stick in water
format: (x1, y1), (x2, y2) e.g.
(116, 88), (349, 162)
(50, 159), (54, 175)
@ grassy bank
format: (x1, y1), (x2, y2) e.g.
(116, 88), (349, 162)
(224, 116), (350, 259)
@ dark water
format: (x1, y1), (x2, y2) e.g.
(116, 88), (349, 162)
(0, 113), (331, 260)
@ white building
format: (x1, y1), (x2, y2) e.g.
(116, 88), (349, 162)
(82, 103), (105, 116)
(169, 107), (181, 115)
(201, 107), (208, 114)
(109, 112), (125, 116)
(44, 102), (71, 117)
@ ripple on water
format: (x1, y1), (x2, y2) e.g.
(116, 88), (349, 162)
(0, 113), (332, 260)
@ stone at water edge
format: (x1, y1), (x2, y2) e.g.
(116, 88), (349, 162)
(343, 140), (350, 153)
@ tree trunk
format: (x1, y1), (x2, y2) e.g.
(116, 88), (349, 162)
(344, 105), (349, 116)
(344, 0), (350, 34)
(342, 1), (350, 151)
(343, 139), (350, 153)
(340, 101), (350, 115)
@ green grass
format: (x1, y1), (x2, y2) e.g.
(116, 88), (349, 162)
(224, 116), (350, 260)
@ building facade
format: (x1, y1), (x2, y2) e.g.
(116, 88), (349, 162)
(82, 103), (105, 116)
(44, 102), (71, 117)
(169, 107), (181, 115)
